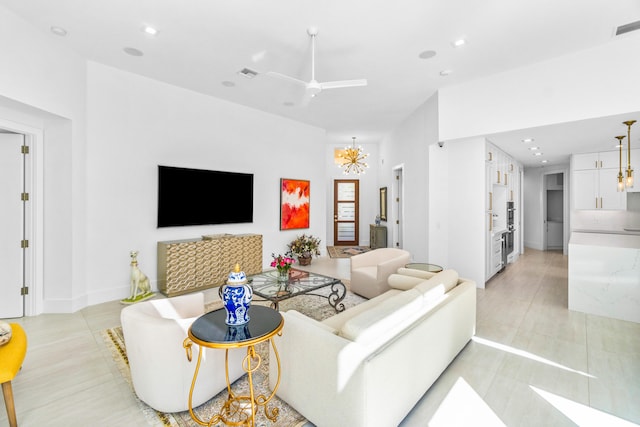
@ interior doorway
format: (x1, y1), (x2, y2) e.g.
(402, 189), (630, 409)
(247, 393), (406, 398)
(333, 179), (360, 246)
(542, 171), (567, 253)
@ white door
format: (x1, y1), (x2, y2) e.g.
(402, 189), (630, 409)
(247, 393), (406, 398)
(0, 134), (25, 318)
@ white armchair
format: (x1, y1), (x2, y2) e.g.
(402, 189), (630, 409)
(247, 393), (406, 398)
(120, 292), (245, 413)
(350, 248), (411, 299)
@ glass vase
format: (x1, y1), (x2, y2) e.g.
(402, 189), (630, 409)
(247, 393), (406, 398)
(277, 268), (289, 282)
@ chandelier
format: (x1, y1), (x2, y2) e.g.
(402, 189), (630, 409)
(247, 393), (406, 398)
(338, 137), (369, 175)
(623, 120), (635, 189)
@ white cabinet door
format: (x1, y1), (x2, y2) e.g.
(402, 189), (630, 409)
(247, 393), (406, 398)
(598, 150), (621, 170)
(574, 170), (598, 209)
(599, 168), (626, 209)
(573, 153), (599, 170)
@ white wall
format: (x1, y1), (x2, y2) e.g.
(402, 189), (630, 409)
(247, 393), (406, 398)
(438, 36), (640, 140)
(430, 137), (486, 287)
(378, 94), (439, 262)
(0, 6), (88, 313)
(85, 62), (327, 305)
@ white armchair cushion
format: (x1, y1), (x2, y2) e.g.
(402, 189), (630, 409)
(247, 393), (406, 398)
(121, 293), (245, 413)
(350, 248), (411, 299)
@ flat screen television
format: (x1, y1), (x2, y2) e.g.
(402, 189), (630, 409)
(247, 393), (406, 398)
(157, 165), (254, 227)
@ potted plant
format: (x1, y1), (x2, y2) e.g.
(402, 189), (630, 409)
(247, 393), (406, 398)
(287, 234), (321, 265)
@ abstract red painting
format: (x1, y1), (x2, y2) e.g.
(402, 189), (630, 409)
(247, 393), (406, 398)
(280, 178), (310, 230)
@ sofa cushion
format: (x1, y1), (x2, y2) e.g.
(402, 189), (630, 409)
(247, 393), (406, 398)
(388, 274), (425, 291)
(322, 289), (401, 330)
(339, 289), (422, 343)
(415, 269), (459, 295)
(396, 268), (437, 280)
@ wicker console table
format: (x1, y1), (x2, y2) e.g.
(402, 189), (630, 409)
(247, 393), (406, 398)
(157, 233), (262, 297)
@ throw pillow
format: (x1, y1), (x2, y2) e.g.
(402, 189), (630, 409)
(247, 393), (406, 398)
(0, 321), (12, 346)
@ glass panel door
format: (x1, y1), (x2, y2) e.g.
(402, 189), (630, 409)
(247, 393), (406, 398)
(334, 180), (359, 246)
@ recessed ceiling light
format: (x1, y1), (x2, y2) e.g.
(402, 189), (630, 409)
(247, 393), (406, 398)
(533, 152), (543, 156)
(452, 38), (466, 47)
(541, 160), (548, 163)
(221, 81), (235, 87)
(142, 25), (158, 36)
(522, 138), (534, 143)
(50, 26), (67, 36)
(439, 70), (453, 76)
(123, 47), (144, 57)
(418, 50), (437, 59)
(528, 146), (539, 151)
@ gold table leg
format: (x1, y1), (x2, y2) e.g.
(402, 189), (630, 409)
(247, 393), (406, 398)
(183, 337), (282, 426)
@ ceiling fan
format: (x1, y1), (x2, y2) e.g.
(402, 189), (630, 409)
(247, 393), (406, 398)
(263, 27), (367, 105)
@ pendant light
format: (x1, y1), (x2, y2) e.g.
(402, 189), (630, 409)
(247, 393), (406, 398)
(616, 135), (626, 192)
(623, 120), (635, 189)
(338, 137), (369, 175)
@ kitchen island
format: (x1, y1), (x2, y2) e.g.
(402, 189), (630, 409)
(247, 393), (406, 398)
(568, 232), (640, 323)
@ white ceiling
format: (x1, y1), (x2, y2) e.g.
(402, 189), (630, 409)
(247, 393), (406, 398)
(2, 0), (640, 167)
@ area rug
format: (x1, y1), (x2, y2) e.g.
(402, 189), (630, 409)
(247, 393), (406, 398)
(102, 285), (366, 427)
(326, 246), (371, 258)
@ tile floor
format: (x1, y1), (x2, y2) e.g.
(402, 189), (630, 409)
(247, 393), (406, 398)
(2, 249), (639, 426)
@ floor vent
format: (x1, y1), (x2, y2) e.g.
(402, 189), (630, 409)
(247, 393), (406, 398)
(615, 20), (640, 36)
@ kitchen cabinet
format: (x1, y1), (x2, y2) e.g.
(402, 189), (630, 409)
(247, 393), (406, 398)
(486, 141), (521, 282)
(572, 158), (626, 210)
(573, 151), (619, 170)
(490, 232), (504, 277)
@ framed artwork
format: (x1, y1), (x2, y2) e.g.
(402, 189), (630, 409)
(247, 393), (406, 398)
(379, 187), (388, 221)
(280, 178), (310, 230)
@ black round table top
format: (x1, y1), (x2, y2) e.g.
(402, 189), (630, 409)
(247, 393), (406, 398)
(188, 305), (283, 349)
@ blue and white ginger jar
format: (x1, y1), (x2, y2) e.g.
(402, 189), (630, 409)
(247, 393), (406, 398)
(222, 264), (253, 326)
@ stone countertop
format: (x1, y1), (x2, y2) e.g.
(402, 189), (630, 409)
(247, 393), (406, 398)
(572, 228), (640, 236)
(570, 231), (640, 249)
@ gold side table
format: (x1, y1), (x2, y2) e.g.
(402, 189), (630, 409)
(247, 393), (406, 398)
(183, 305), (284, 426)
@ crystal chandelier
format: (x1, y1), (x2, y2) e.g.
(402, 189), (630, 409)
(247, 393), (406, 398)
(338, 137), (369, 175)
(623, 120), (635, 189)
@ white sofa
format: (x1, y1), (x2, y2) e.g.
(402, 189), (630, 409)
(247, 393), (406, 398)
(269, 268), (476, 427)
(121, 293), (246, 413)
(350, 248), (411, 299)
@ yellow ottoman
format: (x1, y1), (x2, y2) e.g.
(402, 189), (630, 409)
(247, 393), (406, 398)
(0, 323), (27, 427)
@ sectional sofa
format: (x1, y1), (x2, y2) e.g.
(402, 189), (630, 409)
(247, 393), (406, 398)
(269, 268), (476, 427)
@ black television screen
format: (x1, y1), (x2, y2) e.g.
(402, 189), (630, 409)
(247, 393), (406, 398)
(157, 165), (254, 227)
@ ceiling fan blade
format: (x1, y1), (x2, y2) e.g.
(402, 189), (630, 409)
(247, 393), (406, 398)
(320, 79), (368, 90)
(265, 71), (307, 87)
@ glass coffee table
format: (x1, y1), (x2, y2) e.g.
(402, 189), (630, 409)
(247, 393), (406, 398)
(248, 268), (347, 312)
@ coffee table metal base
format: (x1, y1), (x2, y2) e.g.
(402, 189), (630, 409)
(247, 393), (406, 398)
(249, 269), (348, 313)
